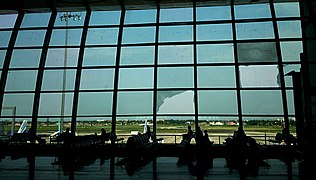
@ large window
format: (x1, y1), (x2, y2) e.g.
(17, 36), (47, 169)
(0, 2), (302, 143)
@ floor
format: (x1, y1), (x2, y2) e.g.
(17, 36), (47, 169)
(0, 155), (300, 180)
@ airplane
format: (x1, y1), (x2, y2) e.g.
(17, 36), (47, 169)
(139, 119), (153, 133)
(17, 120), (27, 133)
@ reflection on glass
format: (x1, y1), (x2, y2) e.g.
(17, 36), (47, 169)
(278, 21), (302, 38)
(280, 41), (303, 62)
(10, 49), (42, 68)
(89, 11), (120, 25)
(241, 90), (283, 115)
(125, 9), (156, 24)
(118, 68), (153, 89)
(235, 3), (271, 19)
(21, 13), (50, 27)
(198, 66), (236, 88)
(5, 70), (37, 91)
(42, 70), (76, 91)
(2, 93), (34, 116)
(158, 45), (193, 64)
(158, 67), (193, 88)
(236, 22), (274, 40)
(80, 69), (114, 90)
(78, 92), (113, 115)
(117, 91), (153, 115)
(197, 44), (234, 63)
(160, 8), (192, 22)
(86, 28), (118, 45)
(120, 46), (154, 65)
(122, 26), (155, 44)
(237, 42), (277, 63)
(15, 30), (46, 47)
(284, 64), (301, 87)
(197, 24), (232, 41)
(0, 14), (17, 29)
(46, 48), (79, 67)
(274, 2), (300, 17)
(54, 12), (86, 27)
(196, 6), (231, 21)
(157, 90), (194, 114)
(39, 93), (73, 116)
(240, 65), (280, 87)
(50, 29), (82, 46)
(83, 47), (116, 66)
(159, 25), (192, 42)
(198, 90), (238, 114)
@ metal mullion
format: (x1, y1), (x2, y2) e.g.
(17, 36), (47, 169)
(111, 7), (126, 134)
(71, 8), (91, 135)
(231, 1), (243, 127)
(193, 1), (199, 129)
(32, 12), (57, 132)
(270, 0), (290, 134)
(0, 12), (24, 117)
(153, 2), (160, 134)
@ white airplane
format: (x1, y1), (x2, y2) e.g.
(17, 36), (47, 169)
(139, 119), (153, 133)
(17, 120), (27, 133)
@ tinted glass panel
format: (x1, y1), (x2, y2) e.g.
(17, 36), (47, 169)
(120, 46), (154, 65)
(118, 68), (153, 89)
(10, 49), (42, 68)
(274, 2), (300, 17)
(117, 91), (153, 115)
(237, 42), (277, 63)
(160, 8), (192, 22)
(15, 30), (46, 47)
(122, 26), (155, 44)
(278, 21), (302, 38)
(287, 90), (295, 115)
(236, 22), (274, 40)
(42, 70), (76, 91)
(284, 64), (301, 87)
(2, 93), (34, 116)
(159, 25), (192, 42)
(197, 24), (232, 41)
(198, 66), (236, 88)
(50, 29), (82, 46)
(21, 13), (50, 27)
(80, 69), (114, 90)
(78, 92), (113, 115)
(83, 47), (116, 66)
(0, 31), (11, 48)
(54, 12), (85, 27)
(198, 90), (238, 114)
(89, 11), (120, 25)
(0, 14), (17, 29)
(158, 45), (193, 64)
(39, 93), (73, 116)
(86, 28), (118, 45)
(0, 50), (5, 68)
(196, 6), (231, 21)
(157, 90), (194, 114)
(235, 4), (271, 19)
(240, 65), (280, 87)
(125, 9), (156, 24)
(197, 44), (234, 64)
(280, 41), (303, 62)
(5, 70), (37, 91)
(46, 48), (79, 67)
(158, 67), (193, 88)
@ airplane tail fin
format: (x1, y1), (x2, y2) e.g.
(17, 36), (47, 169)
(17, 120), (27, 133)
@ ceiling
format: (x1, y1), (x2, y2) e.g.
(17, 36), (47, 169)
(0, 0), (299, 14)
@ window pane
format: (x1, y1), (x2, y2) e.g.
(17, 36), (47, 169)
(0, 31), (11, 48)
(241, 90), (283, 115)
(39, 93), (73, 116)
(159, 25), (192, 42)
(50, 29), (82, 46)
(54, 12), (86, 27)
(42, 70), (76, 91)
(240, 65), (280, 88)
(198, 66), (236, 88)
(120, 46), (154, 65)
(122, 26), (155, 44)
(0, 50), (6, 68)
(83, 47), (116, 66)
(157, 90), (194, 115)
(235, 3), (271, 19)
(160, 8), (192, 22)
(10, 49), (42, 68)
(197, 44), (234, 64)
(237, 42), (277, 63)
(197, 24), (232, 41)
(46, 48), (79, 67)
(80, 69), (114, 90)
(158, 67), (193, 88)
(280, 41), (303, 62)
(274, 2), (300, 17)
(78, 92), (113, 115)
(236, 22), (274, 40)
(15, 30), (46, 47)
(287, 90), (295, 115)
(86, 28), (118, 45)
(118, 68), (153, 89)
(5, 70), (37, 91)
(0, 14), (18, 29)
(125, 9), (156, 24)
(89, 11), (120, 25)
(21, 13), (51, 27)
(284, 64), (301, 87)
(2, 93), (34, 116)
(198, 90), (238, 114)
(196, 6), (231, 21)
(117, 91), (153, 115)
(278, 21), (302, 38)
(158, 45), (193, 64)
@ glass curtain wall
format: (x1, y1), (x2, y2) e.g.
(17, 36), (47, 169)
(0, 1), (302, 143)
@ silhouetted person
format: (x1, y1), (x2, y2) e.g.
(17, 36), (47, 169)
(145, 126), (152, 140)
(195, 126), (203, 145)
(183, 125), (193, 143)
(27, 127), (46, 144)
(100, 128), (109, 143)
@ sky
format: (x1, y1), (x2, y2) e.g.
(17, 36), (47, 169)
(0, 2), (302, 121)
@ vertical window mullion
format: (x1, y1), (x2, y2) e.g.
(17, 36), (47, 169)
(153, 3), (160, 133)
(193, 1), (199, 129)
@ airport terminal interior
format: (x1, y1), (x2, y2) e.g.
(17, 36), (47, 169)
(0, 0), (316, 179)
